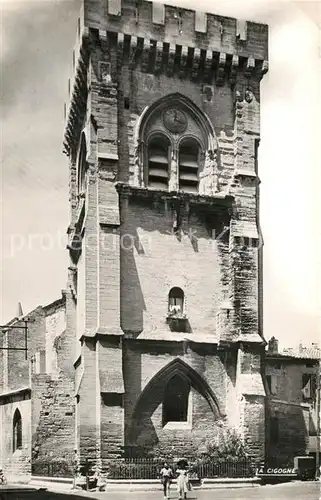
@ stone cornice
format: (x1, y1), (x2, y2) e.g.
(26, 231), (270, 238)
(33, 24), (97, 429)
(115, 182), (234, 210)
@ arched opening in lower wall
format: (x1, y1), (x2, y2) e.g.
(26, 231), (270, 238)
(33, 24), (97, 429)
(127, 358), (224, 455)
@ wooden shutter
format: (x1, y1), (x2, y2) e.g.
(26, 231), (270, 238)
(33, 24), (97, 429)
(179, 140), (199, 192)
(148, 137), (169, 189)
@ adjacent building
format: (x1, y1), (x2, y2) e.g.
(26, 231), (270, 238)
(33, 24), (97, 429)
(0, 295), (75, 480)
(265, 337), (320, 466)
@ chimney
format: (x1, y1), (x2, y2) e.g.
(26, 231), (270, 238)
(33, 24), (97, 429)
(268, 336), (279, 354)
(16, 302), (23, 318)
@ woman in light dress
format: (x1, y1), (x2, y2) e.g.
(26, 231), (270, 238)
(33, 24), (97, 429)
(176, 467), (189, 500)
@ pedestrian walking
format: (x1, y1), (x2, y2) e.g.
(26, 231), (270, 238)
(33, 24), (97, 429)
(176, 467), (189, 500)
(160, 462), (173, 499)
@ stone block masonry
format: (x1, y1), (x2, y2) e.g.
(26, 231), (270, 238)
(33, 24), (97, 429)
(63, 0), (269, 467)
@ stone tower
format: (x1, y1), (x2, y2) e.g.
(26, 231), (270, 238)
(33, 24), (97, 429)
(63, 0), (268, 466)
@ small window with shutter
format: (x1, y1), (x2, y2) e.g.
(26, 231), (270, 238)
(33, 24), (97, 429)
(147, 135), (170, 190)
(178, 139), (199, 193)
(168, 287), (184, 316)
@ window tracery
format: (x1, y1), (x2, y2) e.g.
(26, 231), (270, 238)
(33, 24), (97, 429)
(135, 94), (218, 195)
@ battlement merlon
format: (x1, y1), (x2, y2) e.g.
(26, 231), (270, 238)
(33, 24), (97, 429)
(85, 0), (268, 59)
(63, 0), (268, 157)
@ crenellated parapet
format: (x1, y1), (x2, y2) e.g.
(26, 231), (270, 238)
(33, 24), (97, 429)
(85, 0), (268, 61)
(63, 0), (268, 157)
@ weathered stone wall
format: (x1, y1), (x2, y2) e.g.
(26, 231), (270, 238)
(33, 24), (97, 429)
(45, 305), (66, 377)
(236, 345), (266, 462)
(31, 374), (75, 462)
(266, 400), (310, 466)
(122, 342), (239, 456)
(265, 356), (318, 465)
(31, 298), (75, 463)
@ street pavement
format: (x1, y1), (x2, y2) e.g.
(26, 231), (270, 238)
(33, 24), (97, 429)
(0, 481), (320, 500)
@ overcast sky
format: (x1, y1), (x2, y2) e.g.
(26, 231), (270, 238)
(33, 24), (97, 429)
(1, 0), (320, 348)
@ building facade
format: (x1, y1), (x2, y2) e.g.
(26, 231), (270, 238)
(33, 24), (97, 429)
(0, 295), (75, 481)
(265, 337), (320, 466)
(63, 0), (269, 467)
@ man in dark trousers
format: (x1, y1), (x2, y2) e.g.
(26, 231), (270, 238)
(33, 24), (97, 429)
(160, 462), (173, 499)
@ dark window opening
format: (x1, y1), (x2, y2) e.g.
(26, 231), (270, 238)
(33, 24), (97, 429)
(101, 393), (123, 407)
(13, 409), (22, 452)
(148, 136), (170, 190)
(178, 140), (199, 193)
(78, 134), (87, 194)
(163, 374), (190, 425)
(270, 417), (279, 444)
(124, 97), (130, 109)
(302, 373), (313, 400)
(168, 287), (184, 316)
(306, 362), (315, 368)
(254, 138), (260, 175)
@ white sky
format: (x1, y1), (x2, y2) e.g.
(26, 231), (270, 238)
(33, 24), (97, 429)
(1, 0), (320, 348)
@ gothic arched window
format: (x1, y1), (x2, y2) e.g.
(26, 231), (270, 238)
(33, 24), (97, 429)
(178, 138), (199, 193)
(163, 374), (190, 425)
(147, 135), (170, 189)
(13, 409), (22, 452)
(137, 94), (217, 194)
(168, 287), (184, 316)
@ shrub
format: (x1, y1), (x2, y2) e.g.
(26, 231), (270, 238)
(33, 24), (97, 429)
(196, 428), (251, 463)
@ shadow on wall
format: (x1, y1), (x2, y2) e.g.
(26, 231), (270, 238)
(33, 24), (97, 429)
(120, 198), (231, 335)
(120, 222), (146, 335)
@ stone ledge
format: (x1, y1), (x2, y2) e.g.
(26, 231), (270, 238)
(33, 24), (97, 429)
(124, 330), (219, 344)
(27, 476), (261, 492)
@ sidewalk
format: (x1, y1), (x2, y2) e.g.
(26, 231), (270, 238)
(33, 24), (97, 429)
(28, 476), (261, 494)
